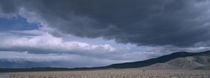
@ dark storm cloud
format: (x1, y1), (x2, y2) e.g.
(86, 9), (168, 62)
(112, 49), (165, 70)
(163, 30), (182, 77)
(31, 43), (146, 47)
(0, 0), (210, 47)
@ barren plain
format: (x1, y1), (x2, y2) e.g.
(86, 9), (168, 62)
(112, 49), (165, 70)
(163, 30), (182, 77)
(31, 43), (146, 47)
(1, 69), (210, 78)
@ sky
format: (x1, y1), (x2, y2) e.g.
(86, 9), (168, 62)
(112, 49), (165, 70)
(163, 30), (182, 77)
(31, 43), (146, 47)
(0, 0), (210, 68)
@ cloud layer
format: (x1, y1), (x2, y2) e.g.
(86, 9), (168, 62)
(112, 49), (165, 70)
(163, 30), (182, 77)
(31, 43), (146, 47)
(1, 0), (210, 47)
(0, 51), (124, 68)
(1, 0), (210, 68)
(0, 30), (159, 67)
(0, 31), (118, 58)
(1, 30), (210, 68)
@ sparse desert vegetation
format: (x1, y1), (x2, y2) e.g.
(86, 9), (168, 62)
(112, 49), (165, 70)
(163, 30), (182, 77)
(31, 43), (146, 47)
(1, 69), (210, 78)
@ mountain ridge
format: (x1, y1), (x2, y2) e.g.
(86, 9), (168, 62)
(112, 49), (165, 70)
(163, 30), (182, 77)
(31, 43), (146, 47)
(0, 51), (209, 72)
(104, 51), (210, 69)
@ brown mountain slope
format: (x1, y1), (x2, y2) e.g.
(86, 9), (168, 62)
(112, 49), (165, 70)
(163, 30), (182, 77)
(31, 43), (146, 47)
(142, 53), (210, 70)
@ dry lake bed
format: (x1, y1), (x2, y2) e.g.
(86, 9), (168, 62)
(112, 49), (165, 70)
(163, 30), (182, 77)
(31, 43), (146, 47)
(0, 69), (210, 78)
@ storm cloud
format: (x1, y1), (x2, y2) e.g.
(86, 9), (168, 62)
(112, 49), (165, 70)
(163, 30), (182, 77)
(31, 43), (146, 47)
(1, 0), (210, 47)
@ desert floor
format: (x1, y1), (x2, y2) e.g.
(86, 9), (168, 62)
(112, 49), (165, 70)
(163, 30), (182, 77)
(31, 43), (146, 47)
(0, 69), (210, 78)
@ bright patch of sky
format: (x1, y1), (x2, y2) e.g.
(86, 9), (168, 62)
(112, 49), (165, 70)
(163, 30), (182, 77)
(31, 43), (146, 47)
(0, 16), (39, 32)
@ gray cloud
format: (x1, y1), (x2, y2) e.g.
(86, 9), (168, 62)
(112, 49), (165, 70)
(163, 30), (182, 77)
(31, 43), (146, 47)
(1, 0), (210, 47)
(0, 31), (209, 67)
(0, 31), (161, 67)
(0, 31), (156, 62)
(0, 51), (125, 68)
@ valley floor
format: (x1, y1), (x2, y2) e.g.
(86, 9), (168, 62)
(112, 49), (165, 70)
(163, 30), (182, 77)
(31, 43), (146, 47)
(1, 69), (210, 78)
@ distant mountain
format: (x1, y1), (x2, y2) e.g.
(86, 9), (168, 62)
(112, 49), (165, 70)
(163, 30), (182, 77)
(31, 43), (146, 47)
(104, 51), (210, 69)
(0, 60), (84, 68)
(0, 60), (53, 68)
(0, 51), (209, 72)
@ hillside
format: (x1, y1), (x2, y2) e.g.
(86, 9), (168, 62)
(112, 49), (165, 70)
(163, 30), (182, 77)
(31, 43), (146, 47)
(142, 53), (210, 70)
(105, 51), (210, 69)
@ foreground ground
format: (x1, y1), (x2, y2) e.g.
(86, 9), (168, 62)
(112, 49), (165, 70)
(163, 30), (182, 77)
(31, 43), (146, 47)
(0, 69), (210, 78)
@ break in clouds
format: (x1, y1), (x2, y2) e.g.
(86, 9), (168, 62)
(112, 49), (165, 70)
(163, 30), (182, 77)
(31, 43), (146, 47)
(0, 0), (210, 67)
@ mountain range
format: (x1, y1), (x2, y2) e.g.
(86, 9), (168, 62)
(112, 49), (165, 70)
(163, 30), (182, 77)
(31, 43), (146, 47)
(0, 51), (210, 72)
(105, 51), (210, 69)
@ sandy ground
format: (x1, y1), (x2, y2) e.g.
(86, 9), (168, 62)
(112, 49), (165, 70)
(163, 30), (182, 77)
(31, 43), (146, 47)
(1, 69), (210, 78)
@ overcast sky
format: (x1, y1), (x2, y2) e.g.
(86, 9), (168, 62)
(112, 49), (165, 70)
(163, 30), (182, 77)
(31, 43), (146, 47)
(0, 0), (210, 68)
